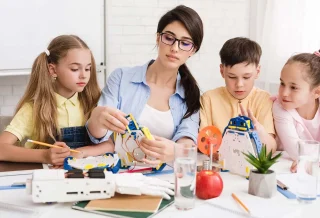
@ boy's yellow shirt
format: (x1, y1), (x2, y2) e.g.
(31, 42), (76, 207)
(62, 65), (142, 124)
(5, 92), (85, 148)
(200, 86), (275, 135)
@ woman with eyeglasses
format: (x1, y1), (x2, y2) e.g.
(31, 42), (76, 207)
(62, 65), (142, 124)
(86, 5), (203, 165)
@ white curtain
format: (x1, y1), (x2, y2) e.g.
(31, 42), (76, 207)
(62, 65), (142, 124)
(250, 0), (320, 94)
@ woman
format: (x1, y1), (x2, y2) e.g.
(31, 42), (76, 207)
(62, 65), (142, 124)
(87, 5), (204, 165)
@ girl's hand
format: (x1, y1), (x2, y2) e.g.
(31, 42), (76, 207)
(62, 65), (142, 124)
(139, 136), (175, 165)
(45, 142), (70, 166)
(90, 106), (129, 134)
(71, 149), (85, 159)
(290, 161), (297, 173)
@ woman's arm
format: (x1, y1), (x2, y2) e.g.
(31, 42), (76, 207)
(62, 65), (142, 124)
(87, 68), (128, 141)
(172, 110), (199, 144)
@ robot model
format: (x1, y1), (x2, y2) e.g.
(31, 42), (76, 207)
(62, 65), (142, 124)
(114, 114), (165, 171)
(218, 115), (263, 176)
(63, 152), (121, 173)
(26, 169), (174, 203)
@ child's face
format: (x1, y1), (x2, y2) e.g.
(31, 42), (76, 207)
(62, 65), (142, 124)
(220, 63), (260, 100)
(49, 48), (92, 98)
(278, 62), (317, 110)
(156, 21), (196, 70)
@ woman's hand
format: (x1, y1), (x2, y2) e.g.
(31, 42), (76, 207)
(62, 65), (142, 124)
(139, 136), (175, 165)
(90, 106), (129, 134)
(44, 142), (70, 166)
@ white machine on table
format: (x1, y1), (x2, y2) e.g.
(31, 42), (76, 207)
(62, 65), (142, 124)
(26, 169), (174, 203)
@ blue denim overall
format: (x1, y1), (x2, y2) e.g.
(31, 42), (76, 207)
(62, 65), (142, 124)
(58, 126), (92, 149)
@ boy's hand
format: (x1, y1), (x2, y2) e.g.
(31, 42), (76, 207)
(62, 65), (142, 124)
(44, 142), (70, 165)
(239, 103), (265, 135)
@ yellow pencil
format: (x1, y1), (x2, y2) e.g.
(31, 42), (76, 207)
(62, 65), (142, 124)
(27, 139), (80, 153)
(231, 193), (250, 214)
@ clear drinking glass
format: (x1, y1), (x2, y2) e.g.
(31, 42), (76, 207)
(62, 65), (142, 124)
(296, 140), (320, 203)
(174, 143), (197, 210)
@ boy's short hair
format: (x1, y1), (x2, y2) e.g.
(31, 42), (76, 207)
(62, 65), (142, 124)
(219, 37), (262, 67)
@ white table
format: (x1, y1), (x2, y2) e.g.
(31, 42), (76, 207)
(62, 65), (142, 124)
(0, 153), (319, 218)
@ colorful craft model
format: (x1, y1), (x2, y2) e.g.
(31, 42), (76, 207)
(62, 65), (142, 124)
(219, 115), (263, 176)
(63, 153), (121, 174)
(114, 114), (165, 171)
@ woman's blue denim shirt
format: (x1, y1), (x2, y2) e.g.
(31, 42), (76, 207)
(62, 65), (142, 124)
(87, 60), (199, 144)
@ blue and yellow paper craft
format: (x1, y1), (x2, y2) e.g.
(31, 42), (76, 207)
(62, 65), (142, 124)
(63, 152), (121, 173)
(219, 115), (263, 176)
(114, 114), (165, 171)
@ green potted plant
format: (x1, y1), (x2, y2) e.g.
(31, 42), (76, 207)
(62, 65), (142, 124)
(242, 144), (282, 198)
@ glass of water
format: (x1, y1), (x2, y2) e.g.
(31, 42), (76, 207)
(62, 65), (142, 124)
(296, 140), (320, 203)
(174, 143), (197, 210)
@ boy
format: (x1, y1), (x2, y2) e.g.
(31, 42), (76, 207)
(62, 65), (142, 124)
(200, 37), (276, 152)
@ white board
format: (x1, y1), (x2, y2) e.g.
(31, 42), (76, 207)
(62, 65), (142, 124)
(0, 0), (105, 71)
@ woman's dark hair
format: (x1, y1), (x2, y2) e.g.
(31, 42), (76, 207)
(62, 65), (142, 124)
(157, 5), (203, 119)
(286, 50), (320, 88)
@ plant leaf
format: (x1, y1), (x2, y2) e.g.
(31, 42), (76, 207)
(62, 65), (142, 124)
(242, 145), (282, 174)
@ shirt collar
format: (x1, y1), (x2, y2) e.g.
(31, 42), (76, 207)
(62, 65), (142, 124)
(130, 60), (185, 99)
(223, 86), (256, 103)
(55, 92), (79, 106)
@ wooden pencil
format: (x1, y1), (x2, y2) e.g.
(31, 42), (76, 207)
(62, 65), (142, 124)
(27, 139), (80, 153)
(231, 193), (251, 214)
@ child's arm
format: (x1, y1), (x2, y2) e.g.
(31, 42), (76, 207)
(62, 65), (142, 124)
(72, 138), (115, 158)
(239, 104), (277, 153)
(272, 101), (300, 160)
(200, 94), (213, 130)
(0, 131), (70, 165)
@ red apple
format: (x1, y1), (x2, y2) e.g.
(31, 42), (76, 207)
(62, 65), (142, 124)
(196, 170), (223, 199)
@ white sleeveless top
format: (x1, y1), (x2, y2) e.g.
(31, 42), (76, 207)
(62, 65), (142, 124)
(138, 104), (175, 139)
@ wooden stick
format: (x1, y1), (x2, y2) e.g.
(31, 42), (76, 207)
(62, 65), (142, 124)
(231, 193), (251, 214)
(27, 139), (80, 153)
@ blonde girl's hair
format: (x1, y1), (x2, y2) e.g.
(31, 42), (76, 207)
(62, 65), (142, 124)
(15, 35), (101, 147)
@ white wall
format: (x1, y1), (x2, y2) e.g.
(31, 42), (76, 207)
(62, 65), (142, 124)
(0, 0), (250, 116)
(106, 0), (250, 92)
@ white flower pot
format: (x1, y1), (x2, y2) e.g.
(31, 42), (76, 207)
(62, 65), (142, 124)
(248, 170), (276, 198)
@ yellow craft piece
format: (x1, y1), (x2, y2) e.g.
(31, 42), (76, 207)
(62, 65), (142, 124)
(245, 166), (250, 179)
(155, 163), (162, 170)
(120, 158), (126, 167)
(246, 120), (251, 127)
(72, 158), (77, 161)
(128, 114), (139, 129)
(141, 127), (153, 139)
(97, 163), (106, 167)
(126, 152), (133, 163)
(84, 164), (94, 170)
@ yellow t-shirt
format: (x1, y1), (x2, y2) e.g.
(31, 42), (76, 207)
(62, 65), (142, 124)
(200, 87), (275, 135)
(5, 92), (85, 148)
